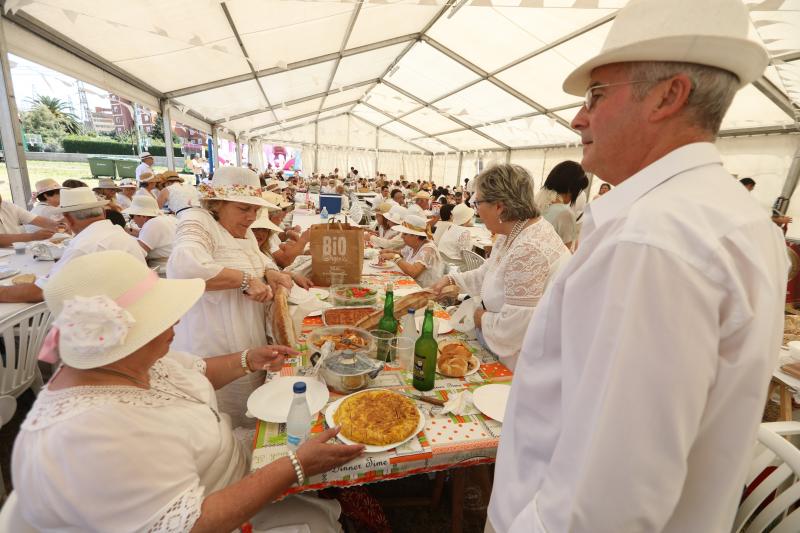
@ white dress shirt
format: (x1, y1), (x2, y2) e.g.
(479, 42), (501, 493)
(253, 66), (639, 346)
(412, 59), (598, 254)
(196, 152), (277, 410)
(135, 162), (152, 182)
(138, 215), (178, 262)
(488, 143), (788, 533)
(0, 201), (35, 234)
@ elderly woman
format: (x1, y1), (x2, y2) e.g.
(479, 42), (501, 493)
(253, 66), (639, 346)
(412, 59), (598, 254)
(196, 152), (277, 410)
(435, 203), (474, 264)
(115, 178), (137, 209)
(123, 195), (178, 268)
(370, 205), (406, 250)
(136, 172), (162, 200)
(431, 164), (570, 370)
(93, 178), (123, 212)
(25, 179), (63, 233)
(167, 167), (292, 428)
(379, 214), (443, 288)
(535, 160), (589, 250)
(251, 212), (314, 289)
(11, 251), (362, 532)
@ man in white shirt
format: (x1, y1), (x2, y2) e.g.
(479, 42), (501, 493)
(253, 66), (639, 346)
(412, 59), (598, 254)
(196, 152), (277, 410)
(407, 191), (431, 218)
(135, 152), (155, 183)
(0, 181), (59, 245)
(487, 2), (787, 532)
(0, 187), (145, 303)
(123, 195), (177, 266)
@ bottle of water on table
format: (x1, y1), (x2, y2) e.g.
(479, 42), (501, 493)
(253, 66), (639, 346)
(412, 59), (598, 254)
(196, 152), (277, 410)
(286, 381), (311, 451)
(320, 206), (329, 220)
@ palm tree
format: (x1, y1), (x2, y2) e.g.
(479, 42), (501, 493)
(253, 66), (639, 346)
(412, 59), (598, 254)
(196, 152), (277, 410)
(25, 94), (81, 134)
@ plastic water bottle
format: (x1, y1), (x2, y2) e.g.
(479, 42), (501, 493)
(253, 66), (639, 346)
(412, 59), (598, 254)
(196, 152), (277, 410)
(320, 206), (329, 220)
(286, 381), (311, 451)
(401, 308), (418, 345)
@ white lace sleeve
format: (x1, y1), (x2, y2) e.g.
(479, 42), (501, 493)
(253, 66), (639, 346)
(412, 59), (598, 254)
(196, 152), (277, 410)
(147, 485), (204, 533)
(503, 239), (553, 307)
(410, 244), (438, 268)
(456, 228), (472, 254)
(167, 215), (224, 281)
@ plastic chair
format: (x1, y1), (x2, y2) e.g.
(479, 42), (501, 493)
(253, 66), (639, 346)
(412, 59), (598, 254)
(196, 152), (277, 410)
(0, 492), (36, 532)
(460, 249), (485, 272)
(0, 302), (53, 399)
(733, 422), (800, 533)
(0, 395), (16, 504)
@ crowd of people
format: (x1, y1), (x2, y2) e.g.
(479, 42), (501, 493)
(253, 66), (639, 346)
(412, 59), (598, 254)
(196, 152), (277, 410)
(0, 0), (791, 530)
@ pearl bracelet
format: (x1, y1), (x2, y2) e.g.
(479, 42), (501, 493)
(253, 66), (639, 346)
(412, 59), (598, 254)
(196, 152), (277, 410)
(240, 349), (252, 374)
(287, 450), (306, 486)
(240, 271), (251, 293)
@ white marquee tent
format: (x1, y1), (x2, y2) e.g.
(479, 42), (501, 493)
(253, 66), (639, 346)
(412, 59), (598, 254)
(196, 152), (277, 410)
(1, 0), (799, 226)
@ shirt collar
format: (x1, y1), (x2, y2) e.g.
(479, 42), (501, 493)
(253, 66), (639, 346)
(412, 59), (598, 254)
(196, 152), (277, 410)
(583, 142), (722, 233)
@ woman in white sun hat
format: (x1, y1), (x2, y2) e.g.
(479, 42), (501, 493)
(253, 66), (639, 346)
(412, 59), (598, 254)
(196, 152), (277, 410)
(10, 251), (360, 532)
(123, 195), (178, 268)
(370, 204), (407, 250)
(167, 167), (290, 427)
(25, 178), (64, 233)
(379, 213), (443, 288)
(435, 202), (474, 265)
(251, 211), (314, 289)
(115, 178), (137, 210)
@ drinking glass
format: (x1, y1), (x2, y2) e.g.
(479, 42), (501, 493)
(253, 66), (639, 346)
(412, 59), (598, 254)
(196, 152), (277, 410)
(389, 337), (415, 371)
(369, 330), (395, 362)
(329, 271), (346, 288)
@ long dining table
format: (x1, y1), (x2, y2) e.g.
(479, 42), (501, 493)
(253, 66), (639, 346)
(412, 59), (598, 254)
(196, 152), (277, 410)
(250, 260), (512, 532)
(0, 247), (56, 322)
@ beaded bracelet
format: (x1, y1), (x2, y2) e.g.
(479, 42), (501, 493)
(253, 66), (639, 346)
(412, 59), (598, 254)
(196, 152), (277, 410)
(240, 271), (251, 293)
(240, 349), (252, 374)
(287, 450), (306, 485)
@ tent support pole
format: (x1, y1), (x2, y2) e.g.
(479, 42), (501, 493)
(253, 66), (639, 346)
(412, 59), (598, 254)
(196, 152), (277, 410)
(506, 150), (511, 164)
(775, 145), (800, 217)
(211, 126), (220, 173)
(456, 152), (463, 186)
(429, 156), (434, 183)
(160, 99), (175, 171)
(0, 20), (31, 207)
(235, 135), (242, 167)
(314, 122), (319, 174)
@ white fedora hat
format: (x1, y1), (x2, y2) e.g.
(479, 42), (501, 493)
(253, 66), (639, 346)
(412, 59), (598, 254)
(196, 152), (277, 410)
(122, 194), (161, 217)
(562, 0), (769, 96)
(392, 214), (430, 238)
(57, 187), (109, 213)
(139, 151), (153, 160)
(93, 178), (121, 191)
(41, 251), (204, 369)
(250, 213), (283, 232)
(200, 167), (273, 207)
(451, 203), (475, 227)
(384, 205), (408, 226)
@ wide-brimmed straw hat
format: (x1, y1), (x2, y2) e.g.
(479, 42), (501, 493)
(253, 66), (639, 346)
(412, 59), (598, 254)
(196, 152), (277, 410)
(118, 178), (138, 189)
(93, 178), (121, 192)
(373, 202), (392, 215)
(41, 251), (204, 369)
(414, 190), (431, 200)
(199, 167), (273, 207)
(451, 203), (475, 227)
(34, 179), (62, 196)
(139, 172), (162, 184)
(160, 171), (184, 183)
(384, 205), (408, 226)
(250, 213), (283, 232)
(57, 187), (109, 213)
(392, 214), (430, 238)
(122, 195), (161, 217)
(262, 190), (290, 210)
(563, 0), (769, 96)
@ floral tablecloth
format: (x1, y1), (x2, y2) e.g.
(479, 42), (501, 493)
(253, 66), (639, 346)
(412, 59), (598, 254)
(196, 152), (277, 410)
(250, 269), (513, 494)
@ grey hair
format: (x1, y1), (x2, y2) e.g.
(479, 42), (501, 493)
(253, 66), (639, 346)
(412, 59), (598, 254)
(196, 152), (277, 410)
(200, 199), (223, 220)
(626, 61), (739, 135)
(474, 164), (540, 222)
(68, 207), (104, 220)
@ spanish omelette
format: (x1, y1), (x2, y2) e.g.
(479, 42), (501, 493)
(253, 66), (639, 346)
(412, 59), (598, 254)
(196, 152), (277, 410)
(333, 390), (420, 446)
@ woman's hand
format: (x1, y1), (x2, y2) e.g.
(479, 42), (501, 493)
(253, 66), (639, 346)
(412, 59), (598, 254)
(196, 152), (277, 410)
(265, 269), (293, 293)
(247, 345), (298, 372)
(379, 251), (398, 262)
(430, 276), (452, 297)
(473, 308), (485, 329)
(295, 427), (365, 477)
(291, 273), (314, 289)
(244, 276), (273, 303)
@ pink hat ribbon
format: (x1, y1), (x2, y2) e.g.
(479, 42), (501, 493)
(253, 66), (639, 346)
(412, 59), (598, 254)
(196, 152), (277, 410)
(38, 270), (159, 364)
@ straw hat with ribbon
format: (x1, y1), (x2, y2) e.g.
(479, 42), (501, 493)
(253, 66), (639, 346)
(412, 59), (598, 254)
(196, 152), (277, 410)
(57, 187), (109, 213)
(118, 178), (138, 189)
(33, 179), (62, 197)
(392, 214), (431, 239)
(562, 0), (769, 96)
(250, 213), (283, 232)
(122, 195), (161, 218)
(261, 190), (291, 210)
(199, 167), (274, 208)
(451, 203), (475, 227)
(159, 171), (184, 183)
(139, 172), (163, 184)
(93, 178), (121, 192)
(139, 151), (153, 160)
(384, 205), (408, 226)
(38, 251), (204, 368)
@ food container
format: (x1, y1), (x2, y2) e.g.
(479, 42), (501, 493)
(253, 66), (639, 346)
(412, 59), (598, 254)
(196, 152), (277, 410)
(331, 284), (378, 307)
(322, 306), (377, 326)
(315, 350), (384, 393)
(306, 325), (373, 354)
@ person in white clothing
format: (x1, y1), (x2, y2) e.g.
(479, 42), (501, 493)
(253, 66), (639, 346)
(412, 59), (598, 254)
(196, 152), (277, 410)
(11, 251), (362, 532)
(431, 165), (568, 369)
(135, 151), (154, 183)
(115, 178), (137, 210)
(485, 1), (787, 532)
(379, 214), (443, 289)
(156, 170), (201, 214)
(407, 190), (431, 218)
(535, 160), (589, 250)
(25, 179), (64, 233)
(167, 167), (291, 428)
(0, 182), (60, 246)
(435, 203), (474, 265)
(123, 195), (177, 267)
(135, 172), (162, 200)
(370, 205), (406, 250)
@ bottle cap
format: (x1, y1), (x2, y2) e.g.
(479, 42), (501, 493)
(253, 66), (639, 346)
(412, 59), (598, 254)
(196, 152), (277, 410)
(427, 300), (434, 310)
(293, 381), (307, 394)
(385, 282), (393, 291)
(408, 308), (415, 314)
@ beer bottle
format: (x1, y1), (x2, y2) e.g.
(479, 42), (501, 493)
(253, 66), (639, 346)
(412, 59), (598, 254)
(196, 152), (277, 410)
(412, 301), (438, 391)
(377, 282), (399, 335)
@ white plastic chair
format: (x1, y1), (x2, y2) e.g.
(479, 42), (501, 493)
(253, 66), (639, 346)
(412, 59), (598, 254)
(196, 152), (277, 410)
(0, 492), (36, 532)
(460, 249), (485, 272)
(0, 395), (15, 504)
(0, 302), (53, 398)
(733, 422), (800, 533)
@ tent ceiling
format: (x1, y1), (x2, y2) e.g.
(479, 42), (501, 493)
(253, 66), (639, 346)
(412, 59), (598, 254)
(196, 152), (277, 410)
(4, 0), (799, 154)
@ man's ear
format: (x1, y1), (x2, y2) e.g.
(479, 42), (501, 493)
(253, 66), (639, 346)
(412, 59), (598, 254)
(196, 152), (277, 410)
(648, 74), (693, 123)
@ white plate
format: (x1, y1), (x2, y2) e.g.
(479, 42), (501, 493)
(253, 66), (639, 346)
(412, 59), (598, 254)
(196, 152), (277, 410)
(247, 376), (330, 423)
(289, 286), (329, 304)
(472, 384), (511, 423)
(325, 389), (425, 453)
(369, 262), (395, 270)
(0, 269), (20, 281)
(415, 314), (453, 335)
(437, 355), (480, 378)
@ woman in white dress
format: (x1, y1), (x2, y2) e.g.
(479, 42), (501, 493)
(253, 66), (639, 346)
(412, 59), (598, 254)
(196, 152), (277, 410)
(167, 167), (291, 428)
(25, 179), (63, 233)
(436, 203), (474, 265)
(431, 164), (570, 370)
(379, 214), (443, 288)
(370, 205), (406, 250)
(11, 251), (362, 532)
(534, 160), (589, 250)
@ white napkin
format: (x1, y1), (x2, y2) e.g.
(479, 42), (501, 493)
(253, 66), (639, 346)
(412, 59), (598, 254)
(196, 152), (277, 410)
(440, 390), (474, 416)
(450, 298), (480, 339)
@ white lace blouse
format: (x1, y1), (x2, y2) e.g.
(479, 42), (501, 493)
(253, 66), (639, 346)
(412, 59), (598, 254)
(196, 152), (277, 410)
(436, 224), (472, 262)
(401, 241), (443, 288)
(451, 219), (569, 369)
(11, 352), (247, 533)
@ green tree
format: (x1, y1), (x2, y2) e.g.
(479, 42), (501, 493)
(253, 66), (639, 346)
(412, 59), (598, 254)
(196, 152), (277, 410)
(21, 106), (67, 151)
(25, 95), (81, 134)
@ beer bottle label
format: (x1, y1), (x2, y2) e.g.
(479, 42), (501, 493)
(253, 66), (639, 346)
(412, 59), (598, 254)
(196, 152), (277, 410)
(413, 355), (425, 380)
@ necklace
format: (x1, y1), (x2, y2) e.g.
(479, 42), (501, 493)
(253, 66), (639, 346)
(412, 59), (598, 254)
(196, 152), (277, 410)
(504, 219), (529, 251)
(89, 367), (221, 423)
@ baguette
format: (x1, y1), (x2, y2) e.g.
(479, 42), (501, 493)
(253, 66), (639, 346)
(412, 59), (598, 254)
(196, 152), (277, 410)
(270, 286), (297, 348)
(354, 291), (432, 330)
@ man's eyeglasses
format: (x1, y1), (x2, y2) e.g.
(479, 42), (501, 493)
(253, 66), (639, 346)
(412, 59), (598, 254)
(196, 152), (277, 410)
(583, 80), (652, 111)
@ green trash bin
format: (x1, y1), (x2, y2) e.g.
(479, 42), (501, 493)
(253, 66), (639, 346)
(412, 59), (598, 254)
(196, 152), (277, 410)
(115, 158), (139, 179)
(87, 156), (117, 178)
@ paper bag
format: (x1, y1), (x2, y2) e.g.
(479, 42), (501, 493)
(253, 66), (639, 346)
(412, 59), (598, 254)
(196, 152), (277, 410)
(309, 221), (364, 286)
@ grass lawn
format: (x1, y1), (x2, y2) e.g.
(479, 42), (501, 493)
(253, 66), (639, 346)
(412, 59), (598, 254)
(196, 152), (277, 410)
(0, 160), (173, 201)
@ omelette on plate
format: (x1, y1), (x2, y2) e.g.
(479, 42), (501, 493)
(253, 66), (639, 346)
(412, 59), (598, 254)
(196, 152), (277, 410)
(333, 390), (420, 446)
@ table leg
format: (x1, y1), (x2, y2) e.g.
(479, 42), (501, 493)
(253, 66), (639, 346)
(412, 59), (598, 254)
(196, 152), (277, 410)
(431, 471), (446, 508)
(451, 469), (465, 533)
(780, 383), (794, 421)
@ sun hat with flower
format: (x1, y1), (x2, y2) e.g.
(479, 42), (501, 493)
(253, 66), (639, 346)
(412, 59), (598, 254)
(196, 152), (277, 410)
(392, 214), (430, 238)
(199, 167), (273, 208)
(40, 250), (204, 369)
